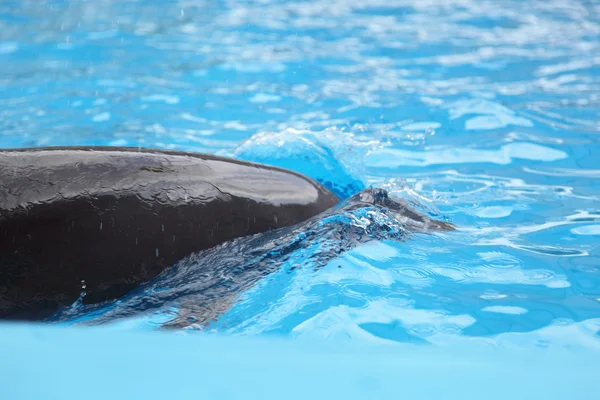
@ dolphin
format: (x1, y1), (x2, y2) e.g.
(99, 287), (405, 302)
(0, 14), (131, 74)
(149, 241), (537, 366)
(0, 147), (453, 322)
(0, 147), (339, 320)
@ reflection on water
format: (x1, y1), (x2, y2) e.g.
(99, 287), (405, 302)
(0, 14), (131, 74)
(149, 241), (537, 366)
(1, 0), (600, 349)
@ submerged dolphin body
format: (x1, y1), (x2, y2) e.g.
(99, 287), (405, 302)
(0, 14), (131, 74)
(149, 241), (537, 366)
(0, 147), (453, 322)
(55, 187), (455, 329)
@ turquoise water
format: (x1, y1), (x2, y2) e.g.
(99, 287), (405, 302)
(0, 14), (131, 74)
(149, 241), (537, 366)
(1, 0), (600, 349)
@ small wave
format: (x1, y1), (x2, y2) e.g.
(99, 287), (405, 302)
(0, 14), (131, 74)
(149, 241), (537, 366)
(232, 128), (371, 199)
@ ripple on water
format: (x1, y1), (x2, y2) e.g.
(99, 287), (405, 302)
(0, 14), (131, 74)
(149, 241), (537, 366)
(292, 300), (476, 343)
(471, 206), (513, 218)
(482, 306), (528, 315)
(141, 94), (180, 105)
(0, 42), (18, 54)
(364, 142), (568, 168)
(480, 291), (508, 300)
(571, 225), (600, 235)
(394, 266), (436, 287)
(429, 264), (570, 289)
(91, 112), (111, 122)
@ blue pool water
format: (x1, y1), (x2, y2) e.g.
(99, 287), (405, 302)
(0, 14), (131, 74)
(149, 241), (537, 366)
(1, 0), (600, 350)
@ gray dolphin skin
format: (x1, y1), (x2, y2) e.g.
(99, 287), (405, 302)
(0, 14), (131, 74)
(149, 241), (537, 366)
(0, 147), (455, 323)
(0, 147), (340, 320)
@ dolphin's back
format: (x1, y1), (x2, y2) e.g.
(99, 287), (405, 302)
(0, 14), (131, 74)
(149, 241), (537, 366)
(0, 147), (339, 320)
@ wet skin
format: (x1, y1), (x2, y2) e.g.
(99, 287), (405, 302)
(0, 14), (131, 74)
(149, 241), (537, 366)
(0, 147), (339, 320)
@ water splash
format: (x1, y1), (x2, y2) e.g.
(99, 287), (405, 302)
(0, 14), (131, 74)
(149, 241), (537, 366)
(231, 128), (370, 199)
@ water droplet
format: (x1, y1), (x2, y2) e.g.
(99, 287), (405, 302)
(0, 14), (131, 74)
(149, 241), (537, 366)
(79, 280), (87, 299)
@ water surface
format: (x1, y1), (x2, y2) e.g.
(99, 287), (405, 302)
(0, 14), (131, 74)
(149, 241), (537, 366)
(1, 0), (600, 349)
